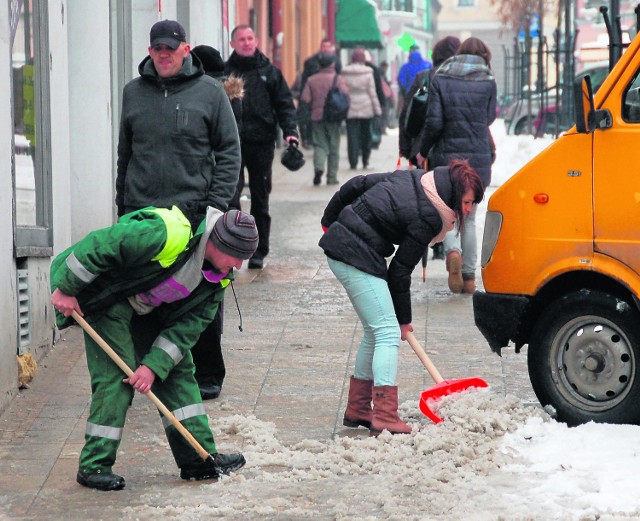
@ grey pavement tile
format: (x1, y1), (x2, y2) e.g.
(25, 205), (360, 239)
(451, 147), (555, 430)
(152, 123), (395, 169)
(0, 133), (544, 518)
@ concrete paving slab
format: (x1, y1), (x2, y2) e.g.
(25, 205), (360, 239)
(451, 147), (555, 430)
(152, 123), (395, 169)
(0, 129), (537, 518)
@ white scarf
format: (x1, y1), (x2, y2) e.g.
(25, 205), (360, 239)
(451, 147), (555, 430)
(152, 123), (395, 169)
(420, 171), (457, 246)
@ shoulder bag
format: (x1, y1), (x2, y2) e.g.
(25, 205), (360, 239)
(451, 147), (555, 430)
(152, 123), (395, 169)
(403, 74), (430, 138)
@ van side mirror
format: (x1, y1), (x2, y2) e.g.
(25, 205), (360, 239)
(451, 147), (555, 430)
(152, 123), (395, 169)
(574, 76), (594, 133)
(574, 75), (613, 133)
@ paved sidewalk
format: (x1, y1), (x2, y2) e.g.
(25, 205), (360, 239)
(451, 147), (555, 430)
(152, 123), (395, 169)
(0, 131), (537, 519)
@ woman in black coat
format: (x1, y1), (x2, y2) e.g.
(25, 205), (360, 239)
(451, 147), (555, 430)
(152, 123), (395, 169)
(319, 160), (484, 436)
(416, 37), (497, 295)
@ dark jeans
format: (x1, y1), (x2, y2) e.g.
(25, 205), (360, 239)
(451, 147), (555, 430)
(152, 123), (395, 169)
(297, 102), (313, 146)
(346, 118), (373, 168)
(229, 141), (275, 260)
(191, 301), (225, 386)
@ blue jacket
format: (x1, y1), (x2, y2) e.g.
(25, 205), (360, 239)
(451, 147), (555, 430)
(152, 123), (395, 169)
(397, 51), (432, 98)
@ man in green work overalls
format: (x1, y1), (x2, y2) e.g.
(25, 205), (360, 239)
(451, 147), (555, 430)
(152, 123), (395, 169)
(50, 206), (258, 491)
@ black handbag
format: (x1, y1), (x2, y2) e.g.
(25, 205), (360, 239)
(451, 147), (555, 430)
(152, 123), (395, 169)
(403, 75), (430, 138)
(280, 142), (306, 171)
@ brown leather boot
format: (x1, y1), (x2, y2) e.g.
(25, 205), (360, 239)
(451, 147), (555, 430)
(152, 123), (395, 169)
(446, 250), (463, 293)
(370, 385), (412, 436)
(343, 376), (373, 429)
(462, 275), (476, 294)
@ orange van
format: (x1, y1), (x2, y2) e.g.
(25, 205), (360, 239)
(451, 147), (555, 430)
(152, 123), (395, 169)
(473, 33), (640, 426)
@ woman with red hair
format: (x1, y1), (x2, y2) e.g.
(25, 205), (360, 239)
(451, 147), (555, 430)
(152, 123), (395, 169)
(319, 160), (483, 436)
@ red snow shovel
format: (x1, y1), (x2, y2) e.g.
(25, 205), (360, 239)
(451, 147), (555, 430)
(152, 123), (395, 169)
(406, 331), (488, 424)
(72, 311), (216, 465)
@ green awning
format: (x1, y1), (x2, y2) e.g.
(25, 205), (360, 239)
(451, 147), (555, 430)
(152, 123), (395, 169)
(335, 0), (383, 49)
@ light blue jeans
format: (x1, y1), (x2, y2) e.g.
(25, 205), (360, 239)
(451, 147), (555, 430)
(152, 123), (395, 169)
(327, 258), (400, 386)
(443, 203), (478, 279)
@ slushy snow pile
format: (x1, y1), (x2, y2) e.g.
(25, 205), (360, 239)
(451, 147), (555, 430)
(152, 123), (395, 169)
(123, 389), (640, 520)
(120, 126), (640, 520)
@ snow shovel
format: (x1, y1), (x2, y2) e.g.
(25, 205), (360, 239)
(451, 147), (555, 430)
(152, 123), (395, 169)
(406, 331), (488, 424)
(71, 311), (216, 465)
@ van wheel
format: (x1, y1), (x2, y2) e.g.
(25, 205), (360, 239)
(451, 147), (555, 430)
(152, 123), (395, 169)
(528, 291), (640, 426)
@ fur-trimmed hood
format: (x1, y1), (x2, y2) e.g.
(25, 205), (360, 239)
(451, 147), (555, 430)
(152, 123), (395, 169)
(223, 74), (245, 101)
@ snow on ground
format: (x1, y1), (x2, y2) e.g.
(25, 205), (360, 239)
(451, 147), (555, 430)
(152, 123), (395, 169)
(122, 125), (640, 520)
(122, 391), (640, 520)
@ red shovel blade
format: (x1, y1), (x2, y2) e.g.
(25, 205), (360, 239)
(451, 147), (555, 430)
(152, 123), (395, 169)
(419, 377), (489, 424)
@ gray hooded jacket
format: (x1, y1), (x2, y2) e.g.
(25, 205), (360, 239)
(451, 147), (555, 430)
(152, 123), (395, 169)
(116, 53), (241, 216)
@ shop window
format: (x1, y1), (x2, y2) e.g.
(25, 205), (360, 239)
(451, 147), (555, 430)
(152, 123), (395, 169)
(11, 0), (52, 256)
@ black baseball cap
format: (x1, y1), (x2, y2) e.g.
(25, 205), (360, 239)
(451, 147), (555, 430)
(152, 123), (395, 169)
(150, 20), (186, 50)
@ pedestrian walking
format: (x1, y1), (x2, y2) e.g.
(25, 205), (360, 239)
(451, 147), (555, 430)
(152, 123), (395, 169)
(300, 53), (349, 186)
(296, 38), (342, 149)
(398, 36), (461, 262)
(115, 20), (240, 218)
(364, 51), (387, 148)
(416, 37), (497, 294)
(225, 25), (299, 270)
(341, 47), (382, 170)
(50, 206), (258, 490)
(115, 21), (242, 402)
(319, 160), (484, 436)
(399, 36), (461, 165)
(396, 45), (432, 104)
(378, 61), (394, 132)
(188, 44), (246, 400)
(192, 44), (244, 132)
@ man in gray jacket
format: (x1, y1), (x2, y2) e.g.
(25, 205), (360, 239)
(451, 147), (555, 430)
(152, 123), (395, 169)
(116, 20), (241, 401)
(116, 20), (240, 217)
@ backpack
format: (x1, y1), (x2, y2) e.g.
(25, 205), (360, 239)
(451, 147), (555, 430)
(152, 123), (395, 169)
(323, 75), (350, 122)
(403, 74), (430, 138)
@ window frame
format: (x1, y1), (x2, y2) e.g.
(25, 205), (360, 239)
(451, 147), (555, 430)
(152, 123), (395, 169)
(13, 0), (53, 257)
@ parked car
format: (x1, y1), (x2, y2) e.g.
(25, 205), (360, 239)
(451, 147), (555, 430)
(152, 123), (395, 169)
(503, 62), (609, 135)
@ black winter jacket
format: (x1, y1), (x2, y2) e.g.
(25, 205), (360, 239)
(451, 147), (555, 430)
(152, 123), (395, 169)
(418, 55), (497, 187)
(319, 167), (455, 324)
(225, 50), (298, 143)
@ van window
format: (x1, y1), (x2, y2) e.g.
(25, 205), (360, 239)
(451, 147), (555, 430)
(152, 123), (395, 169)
(623, 70), (640, 123)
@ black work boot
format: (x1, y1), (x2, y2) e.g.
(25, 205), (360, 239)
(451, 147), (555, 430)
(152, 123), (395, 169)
(180, 452), (246, 481)
(198, 380), (221, 400)
(313, 170), (323, 186)
(431, 242), (445, 260)
(248, 256), (264, 270)
(77, 470), (125, 491)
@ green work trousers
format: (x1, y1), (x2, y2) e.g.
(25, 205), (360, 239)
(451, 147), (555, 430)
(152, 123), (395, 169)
(311, 120), (342, 182)
(78, 301), (217, 474)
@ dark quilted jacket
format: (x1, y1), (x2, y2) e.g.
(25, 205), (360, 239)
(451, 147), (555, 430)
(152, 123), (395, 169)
(418, 55), (497, 187)
(319, 167), (455, 324)
(225, 50), (298, 143)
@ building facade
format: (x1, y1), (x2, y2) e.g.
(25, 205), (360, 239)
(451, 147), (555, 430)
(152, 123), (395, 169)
(1, 0), (331, 414)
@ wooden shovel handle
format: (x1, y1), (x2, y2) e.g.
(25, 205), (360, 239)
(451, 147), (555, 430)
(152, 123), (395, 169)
(71, 311), (211, 461)
(406, 331), (444, 384)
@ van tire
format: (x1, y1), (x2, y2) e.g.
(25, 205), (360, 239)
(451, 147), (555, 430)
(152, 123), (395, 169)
(528, 290), (640, 426)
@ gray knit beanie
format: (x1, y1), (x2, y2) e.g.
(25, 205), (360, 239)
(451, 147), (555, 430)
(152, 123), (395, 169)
(209, 210), (258, 259)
